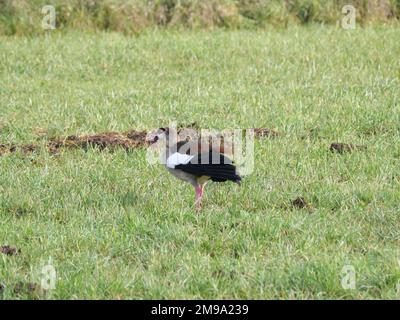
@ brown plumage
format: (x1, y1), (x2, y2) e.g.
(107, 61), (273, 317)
(146, 127), (241, 211)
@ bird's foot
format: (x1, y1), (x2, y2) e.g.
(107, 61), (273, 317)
(195, 202), (202, 212)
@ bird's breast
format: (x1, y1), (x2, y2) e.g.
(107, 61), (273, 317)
(167, 167), (198, 186)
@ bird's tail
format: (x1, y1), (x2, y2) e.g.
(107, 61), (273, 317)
(206, 164), (242, 184)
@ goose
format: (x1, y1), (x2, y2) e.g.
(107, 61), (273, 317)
(146, 127), (241, 211)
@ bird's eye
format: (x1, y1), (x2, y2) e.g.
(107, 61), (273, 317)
(154, 136), (159, 142)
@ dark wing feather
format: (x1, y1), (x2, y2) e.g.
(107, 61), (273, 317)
(175, 152), (241, 184)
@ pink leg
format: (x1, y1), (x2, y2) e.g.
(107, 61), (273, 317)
(194, 185), (203, 211)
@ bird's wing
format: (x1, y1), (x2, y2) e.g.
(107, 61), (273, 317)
(175, 151), (241, 184)
(166, 152), (194, 169)
(175, 138), (233, 157)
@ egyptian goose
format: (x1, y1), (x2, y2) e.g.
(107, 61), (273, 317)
(146, 128), (241, 211)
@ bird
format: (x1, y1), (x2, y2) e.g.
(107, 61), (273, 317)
(146, 127), (241, 211)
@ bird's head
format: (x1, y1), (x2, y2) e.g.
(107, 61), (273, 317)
(146, 127), (173, 144)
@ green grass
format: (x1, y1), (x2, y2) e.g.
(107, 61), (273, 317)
(1, 25), (400, 299)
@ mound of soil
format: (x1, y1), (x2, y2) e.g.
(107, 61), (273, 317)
(0, 130), (148, 156)
(253, 128), (280, 138)
(13, 282), (39, 295)
(0, 245), (20, 256)
(330, 143), (367, 154)
(292, 197), (313, 211)
(48, 130), (148, 152)
(0, 127), (275, 156)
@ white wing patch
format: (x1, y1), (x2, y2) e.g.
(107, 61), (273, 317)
(166, 152), (194, 169)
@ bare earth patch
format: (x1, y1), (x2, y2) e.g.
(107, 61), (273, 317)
(0, 245), (21, 256)
(0, 130), (148, 156)
(292, 197), (313, 211)
(13, 282), (39, 296)
(330, 143), (367, 154)
(0, 127), (278, 156)
(48, 130), (148, 152)
(253, 128), (281, 138)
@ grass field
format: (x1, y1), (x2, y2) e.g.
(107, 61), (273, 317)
(0, 25), (400, 299)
